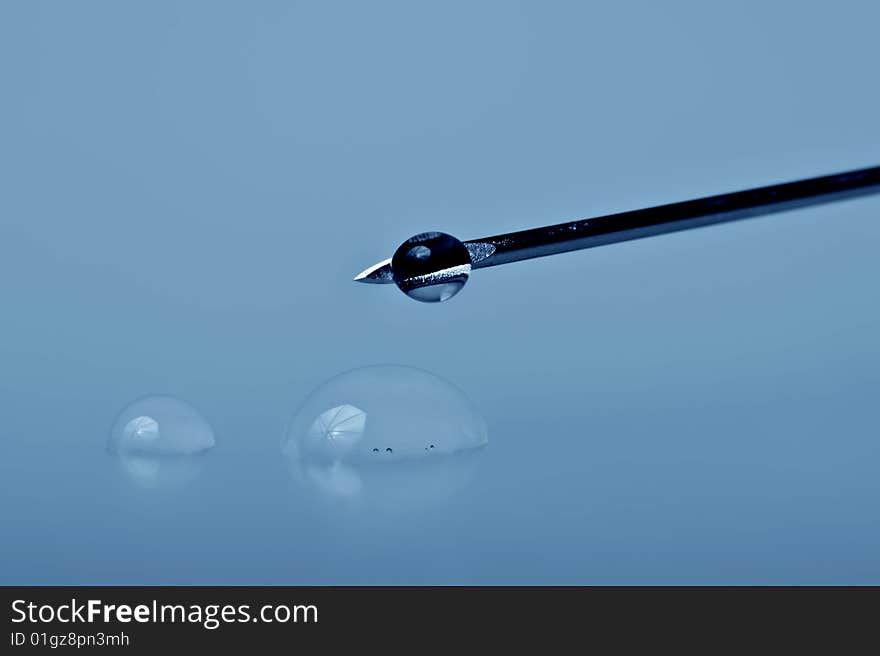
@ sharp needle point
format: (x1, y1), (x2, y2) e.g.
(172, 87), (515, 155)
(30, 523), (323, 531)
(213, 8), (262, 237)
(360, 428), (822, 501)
(353, 258), (394, 284)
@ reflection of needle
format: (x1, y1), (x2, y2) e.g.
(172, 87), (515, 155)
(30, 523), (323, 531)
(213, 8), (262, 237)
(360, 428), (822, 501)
(355, 165), (880, 303)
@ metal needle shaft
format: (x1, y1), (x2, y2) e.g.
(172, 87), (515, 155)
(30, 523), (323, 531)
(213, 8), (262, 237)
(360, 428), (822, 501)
(355, 165), (880, 293)
(467, 165), (880, 269)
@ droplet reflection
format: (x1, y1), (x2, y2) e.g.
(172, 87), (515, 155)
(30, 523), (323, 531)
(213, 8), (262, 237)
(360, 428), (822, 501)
(123, 416), (160, 443)
(283, 365), (487, 511)
(109, 395), (215, 488)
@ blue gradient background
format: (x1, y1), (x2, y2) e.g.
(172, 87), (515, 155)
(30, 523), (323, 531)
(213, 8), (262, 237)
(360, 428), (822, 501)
(1, 1), (878, 584)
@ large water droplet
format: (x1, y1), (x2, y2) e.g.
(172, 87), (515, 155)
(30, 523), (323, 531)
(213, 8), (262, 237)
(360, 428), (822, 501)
(109, 395), (215, 487)
(283, 365), (487, 511)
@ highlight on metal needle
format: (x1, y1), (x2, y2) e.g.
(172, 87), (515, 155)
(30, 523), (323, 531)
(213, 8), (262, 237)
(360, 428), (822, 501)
(354, 165), (880, 302)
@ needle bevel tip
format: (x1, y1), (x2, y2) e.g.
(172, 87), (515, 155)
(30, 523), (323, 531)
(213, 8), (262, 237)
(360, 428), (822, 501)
(353, 258), (394, 284)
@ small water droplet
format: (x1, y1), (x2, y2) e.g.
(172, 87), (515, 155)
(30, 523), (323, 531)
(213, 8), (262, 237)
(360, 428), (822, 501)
(109, 395), (215, 487)
(110, 396), (215, 455)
